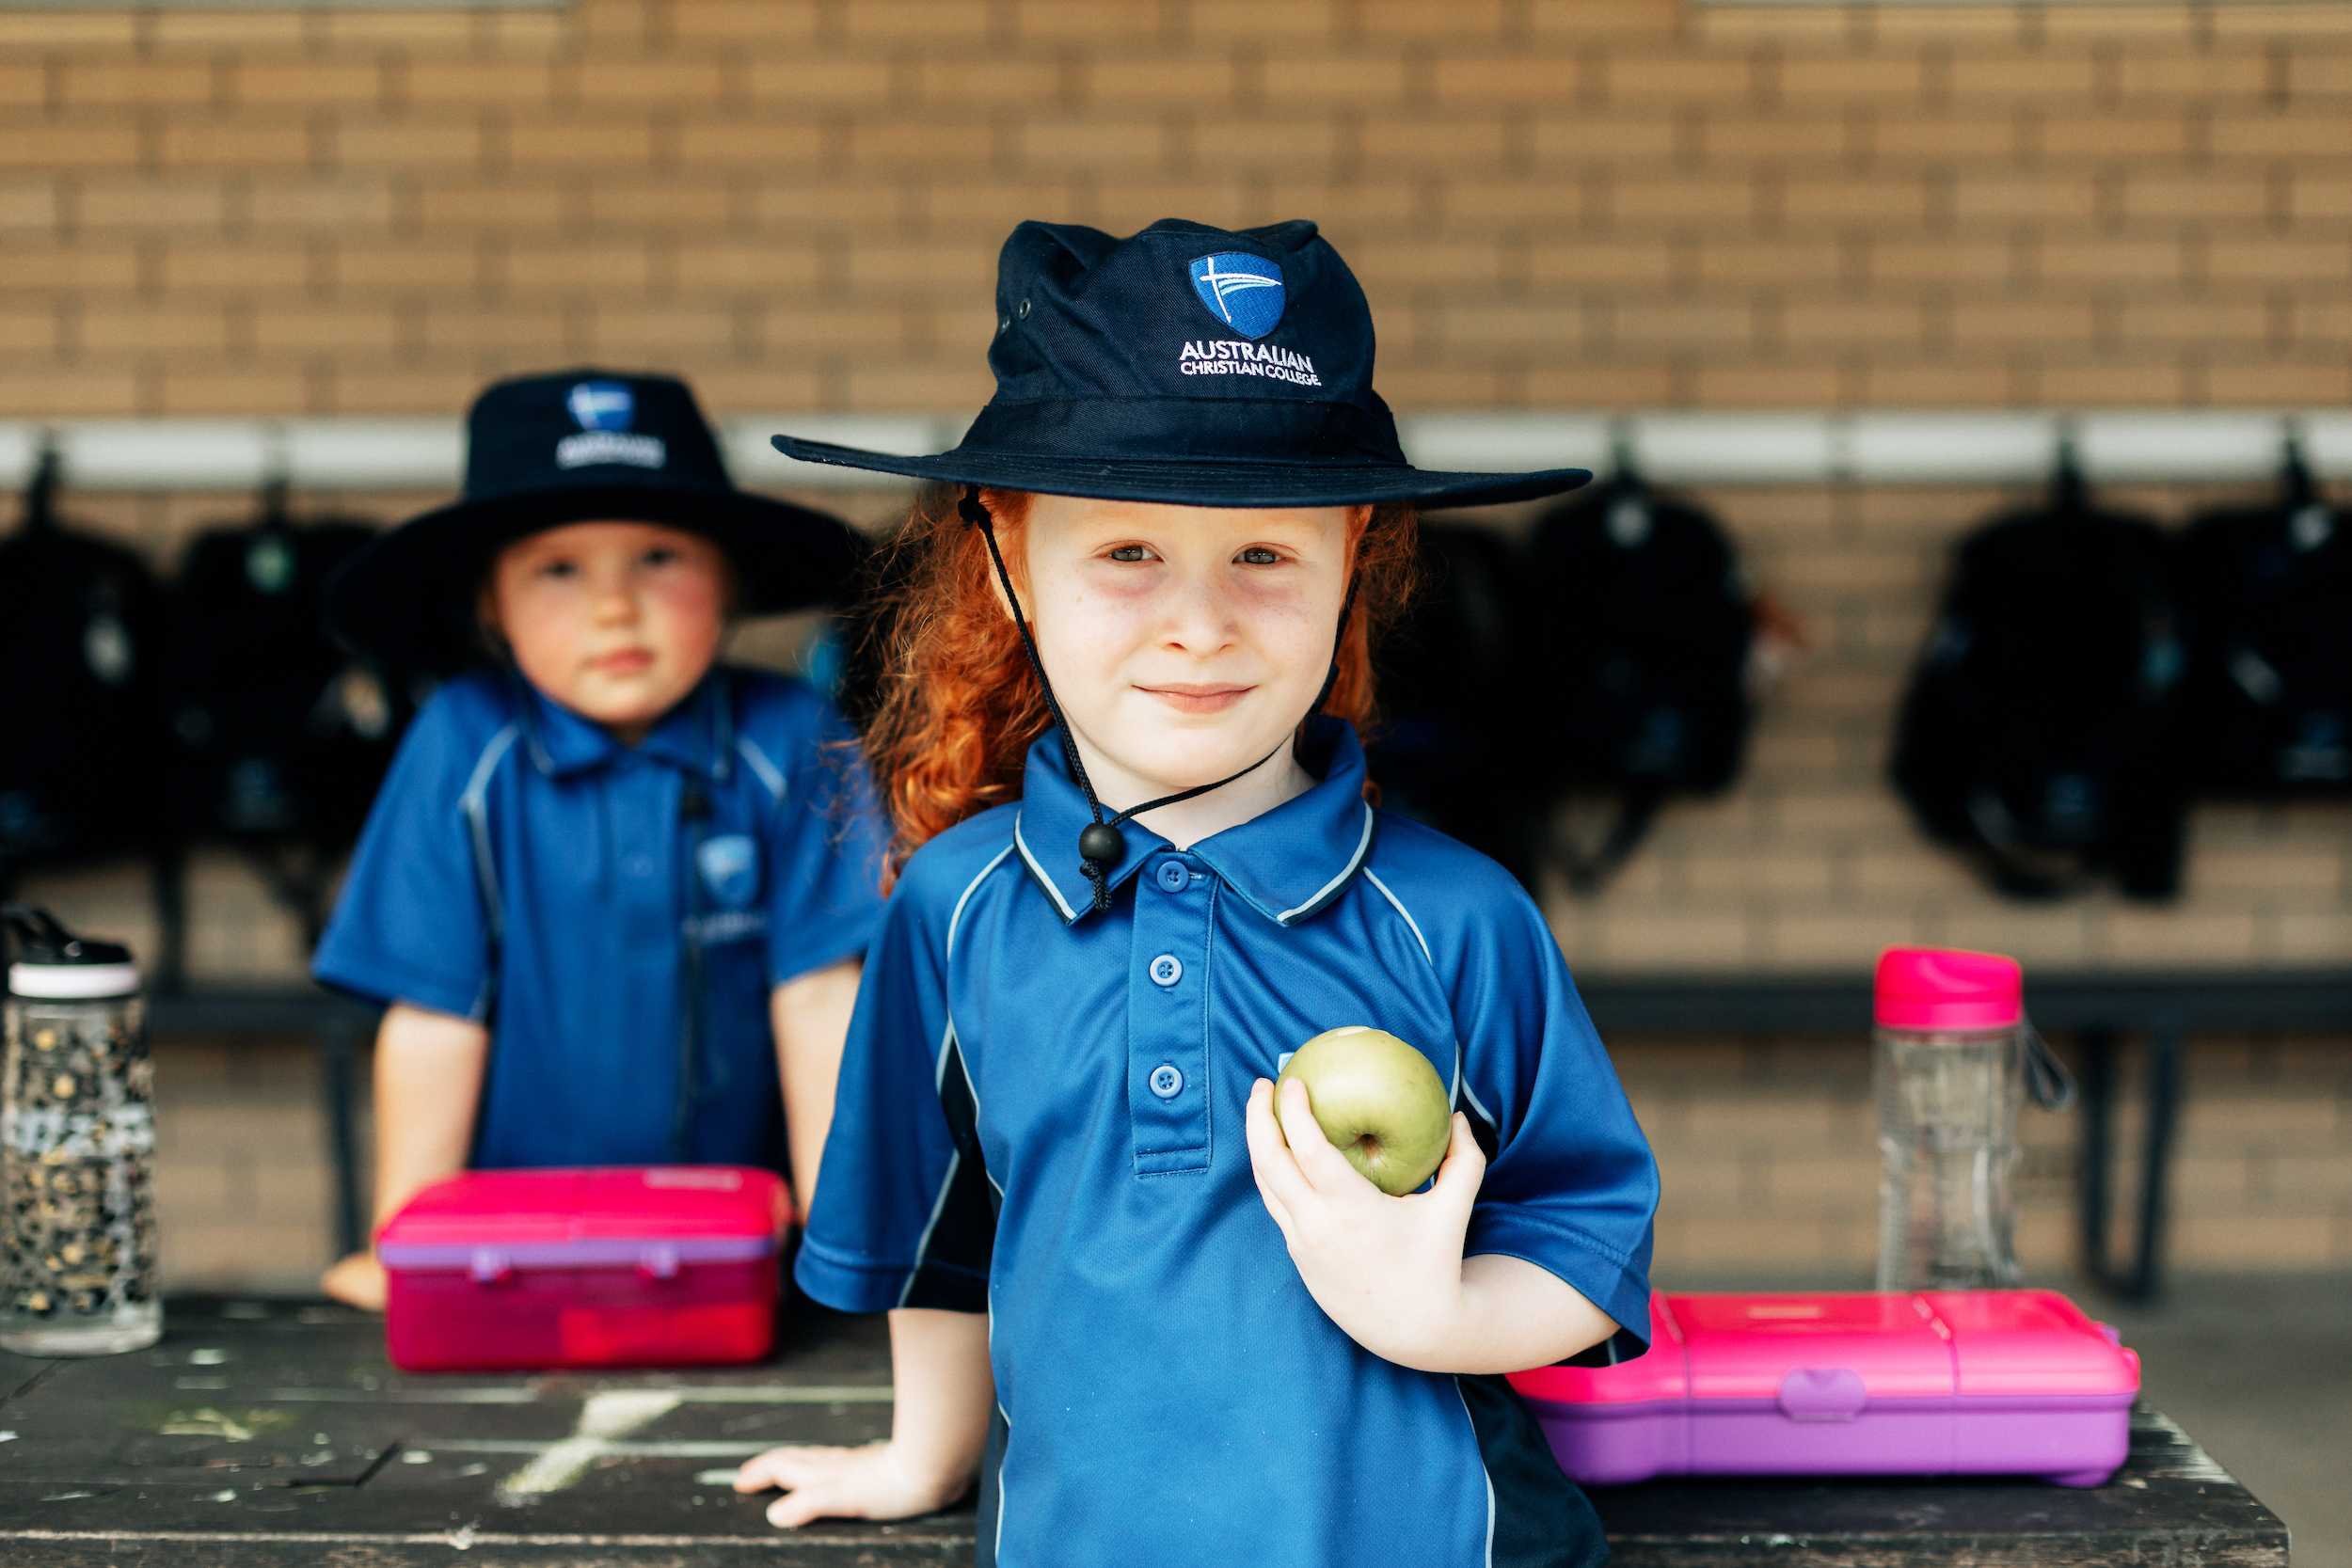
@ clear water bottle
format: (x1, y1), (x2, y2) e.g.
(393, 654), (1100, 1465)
(1, 906), (162, 1354)
(1873, 947), (2074, 1291)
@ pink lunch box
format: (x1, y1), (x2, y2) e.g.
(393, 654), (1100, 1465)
(1507, 1289), (2141, 1489)
(376, 1165), (792, 1372)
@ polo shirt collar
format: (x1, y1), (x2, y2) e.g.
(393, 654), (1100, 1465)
(514, 665), (734, 783)
(1014, 715), (1376, 927)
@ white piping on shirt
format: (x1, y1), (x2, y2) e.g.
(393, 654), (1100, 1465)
(1361, 867), (1432, 965)
(1457, 1053), (1500, 1130)
(1277, 800), (1375, 924)
(459, 725), (521, 948)
(899, 844), (1022, 1308)
(941, 852), (1007, 1202)
(734, 736), (787, 805)
(948, 845), (1016, 959)
(989, 1295), (1011, 1568)
(897, 1020), (968, 1311)
(1010, 811), (1077, 922)
(1365, 866), (1501, 1128)
(1454, 1378), (1500, 1568)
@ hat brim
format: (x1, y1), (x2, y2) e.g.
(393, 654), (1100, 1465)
(770, 435), (1592, 512)
(325, 483), (867, 675)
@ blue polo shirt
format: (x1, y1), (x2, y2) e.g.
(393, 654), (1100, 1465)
(312, 663), (886, 1173)
(796, 715), (1659, 1568)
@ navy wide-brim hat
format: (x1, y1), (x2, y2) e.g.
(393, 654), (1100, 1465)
(326, 369), (866, 674)
(771, 218), (1593, 511)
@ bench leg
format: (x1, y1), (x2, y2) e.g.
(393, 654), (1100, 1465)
(321, 1007), (366, 1260)
(2075, 1023), (2185, 1305)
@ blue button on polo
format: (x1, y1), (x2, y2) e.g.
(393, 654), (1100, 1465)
(1149, 1063), (1184, 1099)
(1156, 861), (1189, 892)
(1149, 953), (1182, 986)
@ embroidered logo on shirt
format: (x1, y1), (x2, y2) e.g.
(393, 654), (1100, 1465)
(696, 832), (760, 911)
(1187, 252), (1286, 340)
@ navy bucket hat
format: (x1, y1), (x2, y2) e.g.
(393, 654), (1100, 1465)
(326, 368), (865, 675)
(771, 217), (1594, 510)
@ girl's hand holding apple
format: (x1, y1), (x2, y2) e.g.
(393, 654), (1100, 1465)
(1243, 1070), (1488, 1373)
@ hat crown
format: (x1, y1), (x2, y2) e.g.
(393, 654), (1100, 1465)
(460, 368), (729, 502)
(983, 218), (1379, 416)
(767, 214), (1592, 511)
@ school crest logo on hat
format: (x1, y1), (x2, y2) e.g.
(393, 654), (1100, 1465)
(1188, 252), (1285, 340)
(558, 379), (665, 470)
(567, 380), (634, 431)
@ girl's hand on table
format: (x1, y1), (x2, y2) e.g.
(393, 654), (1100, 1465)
(320, 1250), (387, 1312)
(734, 1438), (970, 1529)
(1244, 1075), (1487, 1372)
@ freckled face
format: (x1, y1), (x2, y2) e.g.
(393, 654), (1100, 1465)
(485, 520), (727, 744)
(1015, 496), (1357, 796)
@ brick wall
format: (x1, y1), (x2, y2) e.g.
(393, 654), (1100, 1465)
(8, 0), (2352, 417)
(6, 0), (2349, 1285)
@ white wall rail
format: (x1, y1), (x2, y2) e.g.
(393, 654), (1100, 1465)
(3, 410), (2352, 495)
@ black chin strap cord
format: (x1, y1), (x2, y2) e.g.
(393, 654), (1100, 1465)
(960, 484), (1357, 911)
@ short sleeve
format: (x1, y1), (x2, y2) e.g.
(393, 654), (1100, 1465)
(311, 692), (498, 1021)
(758, 692), (889, 987)
(1450, 891), (1659, 1368)
(791, 864), (994, 1315)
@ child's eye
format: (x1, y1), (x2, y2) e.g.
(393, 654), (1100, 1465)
(641, 546), (679, 567)
(1237, 546), (1284, 566)
(1106, 544), (1156, 563)
(534, 560), (577, 580)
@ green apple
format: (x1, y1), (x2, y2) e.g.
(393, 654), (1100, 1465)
(1273, 1025), (1454, 1196)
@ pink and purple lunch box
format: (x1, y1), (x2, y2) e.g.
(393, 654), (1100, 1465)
(1507, 1289), (2141, 1489)
(376, 1165), (793, 1372)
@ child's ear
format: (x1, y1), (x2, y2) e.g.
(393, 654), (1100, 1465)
(473, 578), (511, 661)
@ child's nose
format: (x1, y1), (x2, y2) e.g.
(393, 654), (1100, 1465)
(1160, 572), (1237, 652)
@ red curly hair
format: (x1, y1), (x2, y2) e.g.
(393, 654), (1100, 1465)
(856, 484), (1421, 890)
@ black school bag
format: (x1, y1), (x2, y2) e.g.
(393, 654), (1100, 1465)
(1891, 453), (2189, 900)
(2175, 436), (2352, 798)
(1365, 517), (1546, 888)
(160, 482), (409, 852)
(1517, 467), (1757, 892)
(0, 450), (167, 879)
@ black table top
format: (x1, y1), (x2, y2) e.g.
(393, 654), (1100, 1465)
(0, 1299), (2289, 1566)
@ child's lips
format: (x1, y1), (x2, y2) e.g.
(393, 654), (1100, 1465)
(590, 649), (655, 674)
(1136, 684), (1251, 714)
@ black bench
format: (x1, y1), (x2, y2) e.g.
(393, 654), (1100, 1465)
(0, 1298), (2288, 1566)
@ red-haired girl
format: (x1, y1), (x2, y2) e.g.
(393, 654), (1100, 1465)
(737, 219), (1659, 1568)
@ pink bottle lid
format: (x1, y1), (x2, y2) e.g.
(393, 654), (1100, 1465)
(1874, 947), (2023, 1034)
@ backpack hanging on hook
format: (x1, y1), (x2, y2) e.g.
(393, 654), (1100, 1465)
(160, 473), (413, 854)
(2175, 428), (2352, 798)
(1365, 515), (1548, 890)
(1516, 448), (1758, 894)
(1890, 437), (2191, 900)
(0, 444), (168, 881)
